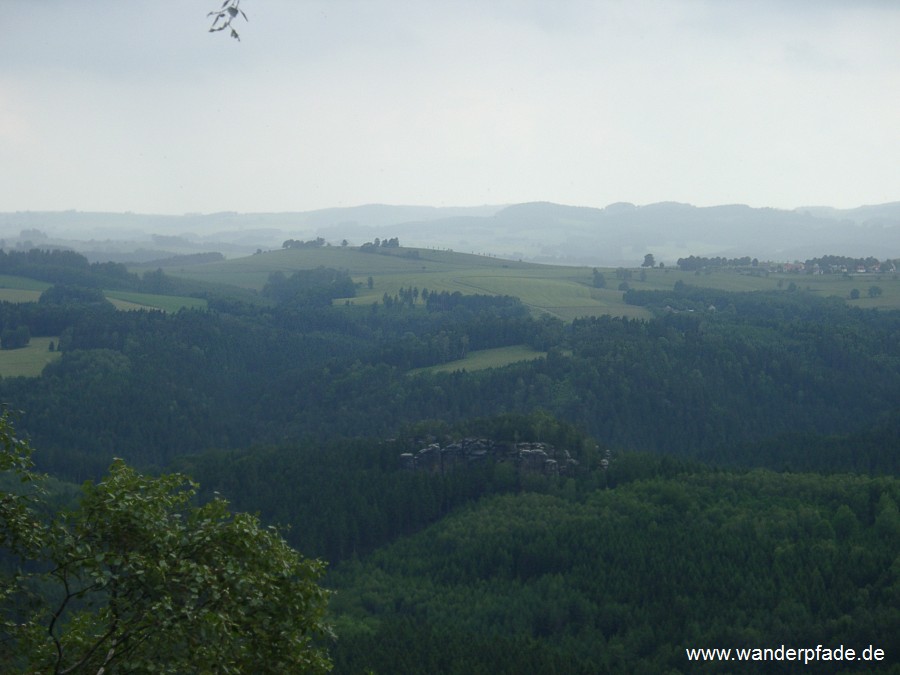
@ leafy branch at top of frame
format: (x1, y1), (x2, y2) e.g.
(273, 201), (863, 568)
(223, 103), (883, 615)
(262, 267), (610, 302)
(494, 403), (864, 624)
(208, 0), (248, 41)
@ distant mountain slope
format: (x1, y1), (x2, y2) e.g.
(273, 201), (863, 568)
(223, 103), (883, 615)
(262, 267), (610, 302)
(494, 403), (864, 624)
(0, 205), (507, 261)
(384, 201), (900, 265)
(0, 205), (506, 242)
(795, 201), (900, 224)
(2, 201), (898, 266)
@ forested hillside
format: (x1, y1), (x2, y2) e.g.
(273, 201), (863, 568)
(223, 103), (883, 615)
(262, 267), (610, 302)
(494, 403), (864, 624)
(3, 279), (898, 480)
(1, 248), (899, 672)
(330, 470), (900, 674)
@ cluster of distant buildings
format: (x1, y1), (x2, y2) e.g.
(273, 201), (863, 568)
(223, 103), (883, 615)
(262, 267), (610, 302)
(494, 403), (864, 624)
(676, 254), (897, 276)
(793, 256), (897, 275)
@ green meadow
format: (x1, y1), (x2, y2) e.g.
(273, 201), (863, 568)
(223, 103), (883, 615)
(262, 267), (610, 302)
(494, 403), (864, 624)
(0, 275), (50, 304)
(164, 246), (900, 318)
(103, 291), (208, 312)
(411, 344), (547, 375)
(0, 275), (51, 291)
(0, 288), (43, 304)
(0, 337), (61, 378)
(164, 247), (651, 319)
(3, 248), (897, 319)
(0, 277), (206, 312)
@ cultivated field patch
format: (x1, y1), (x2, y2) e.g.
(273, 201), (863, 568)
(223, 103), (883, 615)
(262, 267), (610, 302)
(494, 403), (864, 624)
(0, 275), (50, 303)
(0, 289), (43, 303)
(411, 345), (547, 375)
(161, 247), (900, 317)
(0, 275), (51, 291)
(0, 337), (61, 378)
(104, 291), (208, 312)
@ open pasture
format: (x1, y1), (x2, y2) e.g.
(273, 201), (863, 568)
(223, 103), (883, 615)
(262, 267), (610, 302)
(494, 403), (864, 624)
(164, 247), (900, 318)
(411, 344), (547, 375)
(0, 288), (43, 303)
(0, 275), (50, 303)
(651, 267), (900, 308)
(0, 275), (51, 291)
(103, 291), (208, 312)
(182, 247), (647, 319)
(0, 275), (207, 312)
(155, 247), (462, 291)
(0, 337), (61, 378)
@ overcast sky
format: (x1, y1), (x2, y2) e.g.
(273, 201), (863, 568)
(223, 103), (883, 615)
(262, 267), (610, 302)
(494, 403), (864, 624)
(1, 0), (898, 215)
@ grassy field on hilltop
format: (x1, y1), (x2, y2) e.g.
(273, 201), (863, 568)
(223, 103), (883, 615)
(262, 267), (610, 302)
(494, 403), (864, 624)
(163, 247), (653, 319)
(148, 247), (459, 291)
(161, 247), (900, 318)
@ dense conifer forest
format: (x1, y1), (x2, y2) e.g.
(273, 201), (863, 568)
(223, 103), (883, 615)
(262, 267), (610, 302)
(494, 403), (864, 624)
(1, 249), (899, 672)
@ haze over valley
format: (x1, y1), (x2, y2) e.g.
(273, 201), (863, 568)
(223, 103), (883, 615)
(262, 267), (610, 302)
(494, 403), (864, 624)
(3, 199), (900, 267)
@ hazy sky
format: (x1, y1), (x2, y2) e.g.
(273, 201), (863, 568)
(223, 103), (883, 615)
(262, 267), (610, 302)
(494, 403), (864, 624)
(2, 0), (898, 214)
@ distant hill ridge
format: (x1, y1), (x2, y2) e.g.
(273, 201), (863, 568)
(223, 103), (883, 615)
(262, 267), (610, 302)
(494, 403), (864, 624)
(2, 201), (899, 266)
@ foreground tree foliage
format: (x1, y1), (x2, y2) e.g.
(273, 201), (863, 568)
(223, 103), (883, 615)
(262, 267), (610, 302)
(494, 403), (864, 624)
(0, 413), (332, 674)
